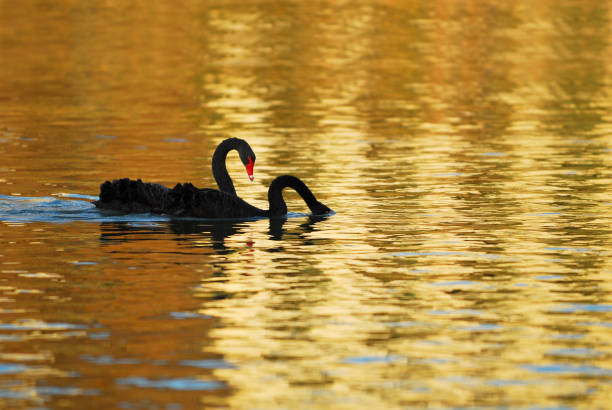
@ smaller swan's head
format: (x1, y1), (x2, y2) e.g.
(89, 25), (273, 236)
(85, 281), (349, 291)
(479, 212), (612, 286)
(238, 144), (256, 182)
(312, 201), (332, 216)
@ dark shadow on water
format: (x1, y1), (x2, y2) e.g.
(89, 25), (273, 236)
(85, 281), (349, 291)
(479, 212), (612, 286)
(98, 214), (332, 252)
(98, 220), (246, 253)
(268, 214), (332, 242)
(98, 222), (165, 242)
(168, 220), (244, 253)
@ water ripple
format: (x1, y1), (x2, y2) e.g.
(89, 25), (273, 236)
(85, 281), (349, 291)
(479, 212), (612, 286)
(116, 377), (226, 391)
(522, 364), (612, 376)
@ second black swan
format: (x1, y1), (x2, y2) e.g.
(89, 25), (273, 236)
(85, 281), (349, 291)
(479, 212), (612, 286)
(94, 175), (332, 218)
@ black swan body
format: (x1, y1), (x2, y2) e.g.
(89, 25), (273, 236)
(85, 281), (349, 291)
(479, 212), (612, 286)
(93, 137), (254, 213)
(95, 175), (331, 218)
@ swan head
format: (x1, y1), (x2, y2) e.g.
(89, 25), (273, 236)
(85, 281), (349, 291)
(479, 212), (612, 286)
(237, 144), (256, 182)
(311, 201), (332, 215)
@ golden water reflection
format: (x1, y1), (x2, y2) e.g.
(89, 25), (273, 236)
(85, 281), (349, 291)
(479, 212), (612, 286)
(1, 0), (612, 408)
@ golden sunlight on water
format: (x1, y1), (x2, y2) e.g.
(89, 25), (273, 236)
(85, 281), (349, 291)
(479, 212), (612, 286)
(0, 0), (612, 408)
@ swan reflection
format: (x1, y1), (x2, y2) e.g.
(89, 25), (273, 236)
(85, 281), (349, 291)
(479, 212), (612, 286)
(268, 214), (333, 241)
(98, 220), (245, 252)
(98, 214), (331, 251)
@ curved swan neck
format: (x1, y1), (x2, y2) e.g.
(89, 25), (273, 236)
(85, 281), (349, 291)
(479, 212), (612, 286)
(267, 175), (328, 216)
(211, 138), (244, 196)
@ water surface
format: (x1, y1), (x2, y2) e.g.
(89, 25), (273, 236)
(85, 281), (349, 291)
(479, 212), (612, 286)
(1, 0), (612, 408)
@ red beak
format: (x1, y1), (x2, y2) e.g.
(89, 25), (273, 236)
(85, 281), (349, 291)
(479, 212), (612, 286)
(246, 157), (254, 181)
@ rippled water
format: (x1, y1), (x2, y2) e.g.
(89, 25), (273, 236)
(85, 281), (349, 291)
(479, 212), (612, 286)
(1, 1), (612, 408)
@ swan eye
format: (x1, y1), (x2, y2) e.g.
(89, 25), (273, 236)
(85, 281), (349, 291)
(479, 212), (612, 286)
(246, 156), (255, 181)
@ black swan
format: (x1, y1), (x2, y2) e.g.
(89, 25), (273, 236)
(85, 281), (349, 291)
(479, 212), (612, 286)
(93, 137), (255, 213)
(95, 175), (332, 218)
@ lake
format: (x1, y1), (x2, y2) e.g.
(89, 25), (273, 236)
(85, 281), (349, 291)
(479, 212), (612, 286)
(1, 1), (611, 408)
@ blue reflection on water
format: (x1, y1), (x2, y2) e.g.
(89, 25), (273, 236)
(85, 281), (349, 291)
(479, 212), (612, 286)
(535, 275), (564, 280)
(385, 321), (421, 328)
(578, 321), (612, 328)
(546, 348), (601, 358)
(0, 194), (167, 223)
(550, 334), (585, 340)
(0, 363), (29, 375)
(88, 332), (110, 340)
(487, 379), (530, 386)
(80, 355), (236, 370)
(0, 386), (100, 398)
(116, 377), (226, 391)
(169, 312), (212, 320)
(430, 281), (478, 287)
(0, 321), (88, 330)
(179, 359), (236, 369)
(522, 364), (612, 375)
(36, 386), (99, 396)
(341, 355), (404, 364)
(545, 247), (594, 253)
(81, 355), (141, 365)
(0, 389), (28, 399)
(553, 304), (612, 313)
